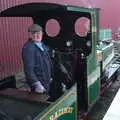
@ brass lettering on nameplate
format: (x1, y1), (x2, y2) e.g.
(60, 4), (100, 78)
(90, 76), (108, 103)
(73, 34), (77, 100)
(49, 107), (73, 120)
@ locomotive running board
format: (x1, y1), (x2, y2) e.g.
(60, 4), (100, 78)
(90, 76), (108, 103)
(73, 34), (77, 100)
(0, 88), (49, 103)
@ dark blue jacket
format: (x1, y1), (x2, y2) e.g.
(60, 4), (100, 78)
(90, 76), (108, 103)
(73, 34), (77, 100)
(22, 39), (52, 91)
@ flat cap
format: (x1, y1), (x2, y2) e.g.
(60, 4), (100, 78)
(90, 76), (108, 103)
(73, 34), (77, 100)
(28, 24), (43, 33)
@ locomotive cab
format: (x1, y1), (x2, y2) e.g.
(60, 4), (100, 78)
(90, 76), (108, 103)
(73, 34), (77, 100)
(0, 3), (101, 120)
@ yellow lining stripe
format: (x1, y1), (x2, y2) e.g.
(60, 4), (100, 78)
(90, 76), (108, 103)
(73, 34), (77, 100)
(38, 90), (76, 120)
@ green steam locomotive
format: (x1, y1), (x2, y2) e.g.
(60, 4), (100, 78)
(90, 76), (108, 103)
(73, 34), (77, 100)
(0, 3), (119, 120)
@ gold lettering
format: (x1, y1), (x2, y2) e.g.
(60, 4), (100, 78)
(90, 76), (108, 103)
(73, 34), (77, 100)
(49, 107), (73, 120)
(49, 115), (54, 120)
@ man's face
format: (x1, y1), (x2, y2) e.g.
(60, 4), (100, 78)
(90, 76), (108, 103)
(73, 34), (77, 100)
(29, 31), (43, 42)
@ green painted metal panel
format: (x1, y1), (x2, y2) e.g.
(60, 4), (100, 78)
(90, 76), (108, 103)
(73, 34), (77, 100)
(86, 9), (100, 106)
(67, 5), (99, 13)
(88, 79), (100, 105)
(34, 85), (77, 120)
(87, 9), (99, 75)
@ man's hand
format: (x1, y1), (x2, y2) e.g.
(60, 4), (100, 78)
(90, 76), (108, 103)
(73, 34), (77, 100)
(33, 81), (46, 93)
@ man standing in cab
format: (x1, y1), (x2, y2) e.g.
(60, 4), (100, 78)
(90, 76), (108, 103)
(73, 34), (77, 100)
(22, 24), (52, 94)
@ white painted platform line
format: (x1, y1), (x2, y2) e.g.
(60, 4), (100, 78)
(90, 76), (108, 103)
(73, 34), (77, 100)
(103, 88), (120, 120)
